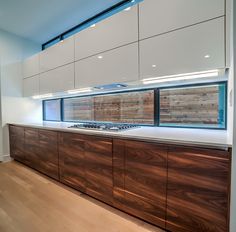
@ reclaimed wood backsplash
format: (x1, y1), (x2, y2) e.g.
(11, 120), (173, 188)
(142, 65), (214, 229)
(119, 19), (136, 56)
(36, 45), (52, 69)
(63, 90), (155, 124)
(160, 86), (221, 126)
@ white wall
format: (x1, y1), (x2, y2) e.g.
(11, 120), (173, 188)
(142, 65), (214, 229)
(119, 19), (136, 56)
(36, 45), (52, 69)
(0, 29), (42, 161)
(230, 0), (236, 230)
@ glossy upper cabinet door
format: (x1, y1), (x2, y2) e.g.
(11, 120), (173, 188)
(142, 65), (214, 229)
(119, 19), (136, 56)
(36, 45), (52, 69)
(40, 63), (74, 94)
(23, 54), (40, 78)
(23, 75), (40, 97)
(75, 6), (138, 60)
(140, 17), (225, 80)
(40, 36), (74, 72)
(75, 42), (138, 88)
(139, 0), (225, 39)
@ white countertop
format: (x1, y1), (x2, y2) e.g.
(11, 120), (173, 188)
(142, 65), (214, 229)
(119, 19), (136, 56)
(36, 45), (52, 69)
(9, 122), (231, 150)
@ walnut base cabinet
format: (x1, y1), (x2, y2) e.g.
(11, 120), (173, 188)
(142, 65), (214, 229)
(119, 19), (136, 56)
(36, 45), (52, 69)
(59, 132), (113, 205)
(38, 130), (59, 180)
(113, 139), (168, 229)
(9, 125), (231, 232)
(9, 125), (26, 164)
(59, 132), (86, 192)
(166, 146), (231, 232)
(9, 125), (59, 180)
(85, 136), (113, 205)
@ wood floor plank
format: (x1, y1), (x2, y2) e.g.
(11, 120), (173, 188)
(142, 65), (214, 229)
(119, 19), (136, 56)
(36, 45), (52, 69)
(0, 161), (165, 232)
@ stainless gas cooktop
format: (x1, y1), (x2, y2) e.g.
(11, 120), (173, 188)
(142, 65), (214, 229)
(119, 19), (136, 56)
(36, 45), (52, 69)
(69, 122), (139, 132)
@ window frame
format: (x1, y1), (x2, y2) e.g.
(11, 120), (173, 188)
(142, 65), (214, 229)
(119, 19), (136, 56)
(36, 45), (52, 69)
(158, 81), (227, 130)
(61, 88), (157, 127)
(42, 99), (63, 122)
(42, 81), (227, 130)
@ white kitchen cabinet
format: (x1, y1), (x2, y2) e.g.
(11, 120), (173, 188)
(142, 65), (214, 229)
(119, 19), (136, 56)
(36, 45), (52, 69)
(139, 0), (225, 39)
(140, 17), (225, 79)
(75, 42), (139, 88)
(23, 75), (40, 97)
(75, 5), (138, 61)
(39, 63), (74, 94)
(39, 36), (74, 72)
(23, 54), (40, 78)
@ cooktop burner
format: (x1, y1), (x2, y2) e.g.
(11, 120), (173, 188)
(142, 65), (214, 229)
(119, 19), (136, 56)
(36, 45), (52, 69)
(69, 123), (139, 132)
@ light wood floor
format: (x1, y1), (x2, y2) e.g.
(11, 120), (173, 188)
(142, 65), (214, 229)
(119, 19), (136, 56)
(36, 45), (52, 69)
(0, 161), (165, 232)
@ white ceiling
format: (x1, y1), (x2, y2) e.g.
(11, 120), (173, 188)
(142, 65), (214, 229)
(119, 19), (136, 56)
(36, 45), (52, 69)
(0, 0), (123, 45)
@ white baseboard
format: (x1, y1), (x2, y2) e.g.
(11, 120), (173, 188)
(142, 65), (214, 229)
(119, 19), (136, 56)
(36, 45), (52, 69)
(2, 155), (12, 163)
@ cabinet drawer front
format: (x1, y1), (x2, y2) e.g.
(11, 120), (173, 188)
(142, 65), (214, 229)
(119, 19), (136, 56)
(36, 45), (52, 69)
(140, 17), (225, 79)
(75, 5), (138, 60)
(139, 0), (225, 39)
(166, 147), (230, 232)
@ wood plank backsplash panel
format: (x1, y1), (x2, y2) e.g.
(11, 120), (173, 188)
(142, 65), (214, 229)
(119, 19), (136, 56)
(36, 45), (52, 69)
(160, 85), (223, 126)
(63, 90), (155, 124)
(64, 96), (94, 121)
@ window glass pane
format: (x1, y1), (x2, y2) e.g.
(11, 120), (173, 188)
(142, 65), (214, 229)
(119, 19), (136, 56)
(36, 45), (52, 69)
(43, 37), (60, 50)
(63, 90), (154, 125)
(43, 99), (61, 121)
(63, 97), (94, 121)
(159, 83), (226, 129)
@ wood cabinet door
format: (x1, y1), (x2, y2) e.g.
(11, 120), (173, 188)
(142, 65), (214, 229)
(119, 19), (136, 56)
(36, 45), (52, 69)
(9, 125), (25, 163)
(24, 128), (39, 169)
(113, 139), (168, 228)
(166, 147), (231, 232)
(59, 132), (86, 192)
(84, 136), (113, 204)
(38, 130), (59, 180)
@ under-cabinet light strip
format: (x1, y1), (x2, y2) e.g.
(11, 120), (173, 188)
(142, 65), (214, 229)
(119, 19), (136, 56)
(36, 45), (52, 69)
(67, 87), (93, 94)
(32, 93), (53, 99)
(142, 70), (219, 85)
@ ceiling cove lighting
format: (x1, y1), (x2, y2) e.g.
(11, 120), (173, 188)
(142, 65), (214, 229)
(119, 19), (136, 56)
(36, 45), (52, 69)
(32, 93), (53, 99)
(67, 87), (93, 94)
(142, 70), (219, 85)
